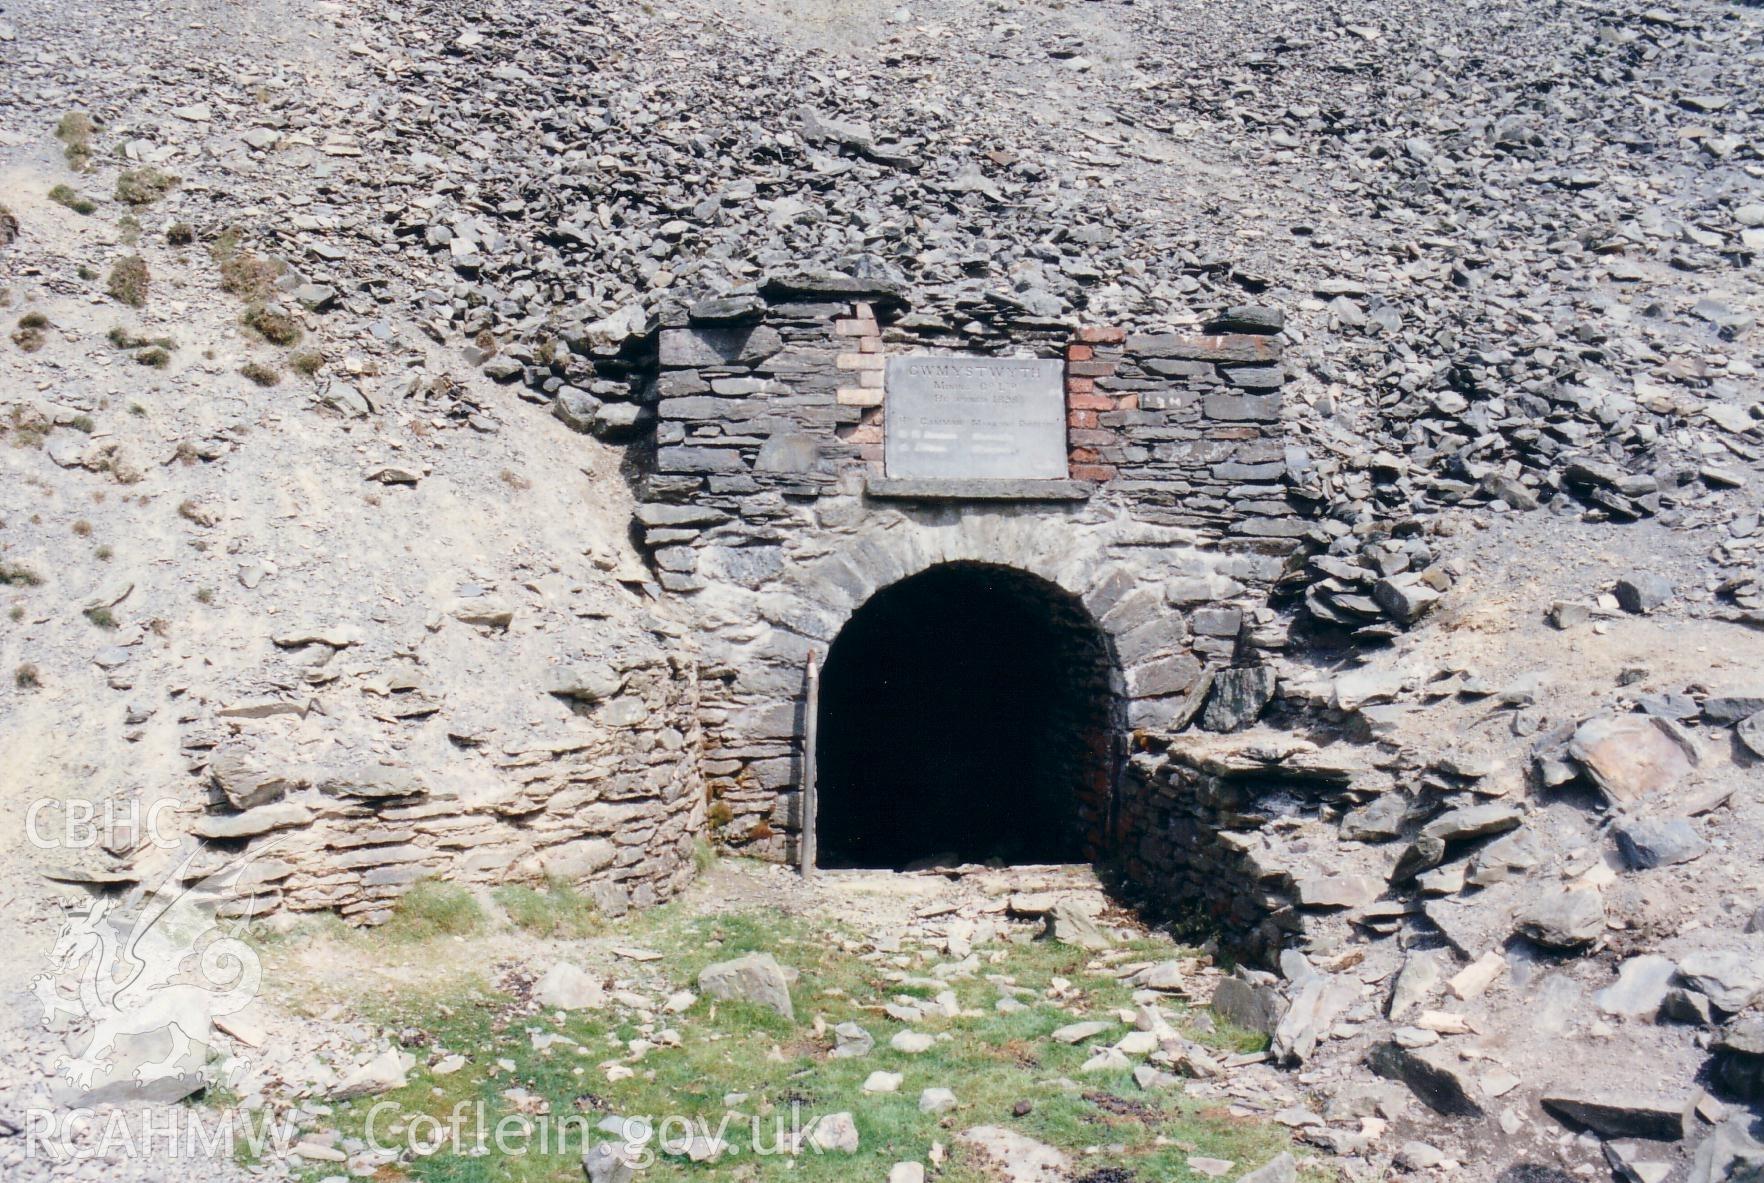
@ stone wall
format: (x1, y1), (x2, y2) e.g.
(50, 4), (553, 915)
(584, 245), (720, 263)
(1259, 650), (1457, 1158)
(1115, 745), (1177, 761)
(629, 273), (1313, 870)
(1115, 732), (1386, 961)
(173, 272), (1315, 926)
(180, 650), (705, 923)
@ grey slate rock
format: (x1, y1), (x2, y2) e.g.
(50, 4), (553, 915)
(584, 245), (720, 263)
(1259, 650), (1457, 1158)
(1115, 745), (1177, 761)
(591, 403), (651, 440)
(1514, 887), (1604, 950)
(1420, 803), (1524, 844)
(1388, 951), (1443, 1022)
(1465, 827), (1545, 887)
(1220, 363), (1285, 390)
(1391, 835), (1447, 884)
(1614, 572), (1674, 614)
(657, 446), (745, 474)
(754, 434), (821, 474)
(1042, 898), (1111, 950)
(688, 294), (766, 323)
(1714, 1015), (1764, 1114)
(1737, 712), (1764, 759)
(1662, 987), (1717, 1027)
(759, 269), (907, 304)
(1687, 1117), (1764, 1183)
(1594, 955), (1677, 1018)
(193, 801), (313, 840)
(1197, 667), (1276, 732)
(1368, 1041), (1485, 1117)
(482, 355), (524, 381)
(1614, 816), (1708, 869)
(831, 1022), (874, 1059)
(1676, 952), (1764, 1013)
(1373, 576), (1440, 624)
(583, 1142), (638, 1183)
(1211, 971), (1287, 1036)
(1638, 693), (1701, 721)
(1702, 696), (1764, 725)
(1711, 1018), (1764, 1103)
(553, 387), (602, 433)
(797, 105), (876, 153)
(1540, 1091), (1692, 1142)
(292, 283), (335, 311)
(1202, 393), (1280, 422)
(1213, 306), (1285, 334)
(658, 324), (783, 368)
(1342, 793), (1407, 843)
(698, 953), (796, 1019)
(1234, 1153), (1297, 1183)
(545, 663), (624, 702)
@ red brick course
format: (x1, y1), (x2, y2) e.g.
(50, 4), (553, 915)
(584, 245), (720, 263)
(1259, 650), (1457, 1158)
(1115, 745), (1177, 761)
(1064, 327), (1125, 482)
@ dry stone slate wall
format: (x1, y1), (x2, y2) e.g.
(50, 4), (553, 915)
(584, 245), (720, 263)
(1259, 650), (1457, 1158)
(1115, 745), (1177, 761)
(1115, 732), (1391, 960)
(180, 650), (704, 924)
(630, 272), (1312, 882)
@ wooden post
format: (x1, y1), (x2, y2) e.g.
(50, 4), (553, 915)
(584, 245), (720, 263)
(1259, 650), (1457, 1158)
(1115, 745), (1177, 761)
(800, 655), (820, 878)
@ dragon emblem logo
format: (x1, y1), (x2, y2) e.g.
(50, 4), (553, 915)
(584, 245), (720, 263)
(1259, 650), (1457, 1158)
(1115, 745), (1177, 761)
(31, 843), (278, 1100)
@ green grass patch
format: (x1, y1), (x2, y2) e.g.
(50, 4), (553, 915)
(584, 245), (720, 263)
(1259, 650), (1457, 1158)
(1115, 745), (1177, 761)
(241, 302), (301, 345)
(48, 183), (96, 215)
(380, 880), (487, 943)
(56, 111), (94, 142)
(115, 167), (179, 206)
(494, 880), (604, 940)
(12, 312), (48, 352)
(108, 325), (177, 369)
(281, 903), (1295, 1183)
(5, 407), (52, 449)
(107, 255), (150, 308)
(239, 361), (281, 387)
(56, 111), (94, 170)
(289, 348), (325, 376)
(0, 561), (42, 587)
(211, 229), (286, 301)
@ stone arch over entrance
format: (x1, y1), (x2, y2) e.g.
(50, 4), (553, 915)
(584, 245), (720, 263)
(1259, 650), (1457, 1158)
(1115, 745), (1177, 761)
(691, 502), (1235, 869)
(813, 560), (1123, 869)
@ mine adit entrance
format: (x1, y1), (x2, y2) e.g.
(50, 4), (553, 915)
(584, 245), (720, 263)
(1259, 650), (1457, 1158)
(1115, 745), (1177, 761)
(813, 561), (1121, 870)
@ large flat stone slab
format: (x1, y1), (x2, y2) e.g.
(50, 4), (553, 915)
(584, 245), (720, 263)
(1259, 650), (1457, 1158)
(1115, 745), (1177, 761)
(865, 477), (1093, 501)
(884, 355), (1066, 480)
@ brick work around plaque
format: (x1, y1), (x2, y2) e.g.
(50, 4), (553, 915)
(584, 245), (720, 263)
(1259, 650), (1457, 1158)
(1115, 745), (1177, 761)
(1067, 325), (1125, 482)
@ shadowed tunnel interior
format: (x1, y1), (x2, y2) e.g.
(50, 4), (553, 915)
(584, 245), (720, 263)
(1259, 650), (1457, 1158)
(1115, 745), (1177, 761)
(815, 562), (1119, 870)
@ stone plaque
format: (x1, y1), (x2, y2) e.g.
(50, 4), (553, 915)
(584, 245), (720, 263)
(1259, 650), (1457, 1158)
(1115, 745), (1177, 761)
(884, 356), (1067, 480)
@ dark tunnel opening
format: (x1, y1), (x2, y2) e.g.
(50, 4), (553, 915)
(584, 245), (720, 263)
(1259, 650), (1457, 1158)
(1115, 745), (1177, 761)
(814, 562), (1119, 870)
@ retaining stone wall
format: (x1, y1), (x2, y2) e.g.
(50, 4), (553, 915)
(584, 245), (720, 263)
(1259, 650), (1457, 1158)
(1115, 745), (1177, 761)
(182, 652), (705, 924)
